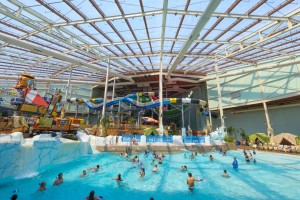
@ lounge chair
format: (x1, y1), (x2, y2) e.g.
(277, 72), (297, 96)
(291, 146), (296, 153)
(263, 145), (268, 150)
(268, 145), (273, 151)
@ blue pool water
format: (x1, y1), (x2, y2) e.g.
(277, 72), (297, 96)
(1, 150), (300, 200)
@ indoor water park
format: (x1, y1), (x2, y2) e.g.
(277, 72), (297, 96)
(0, 0), (300, 200)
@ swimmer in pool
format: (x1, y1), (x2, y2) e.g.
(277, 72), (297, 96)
(140, 168), (145, 178)
(209, 155), (214, 161)
(151, 159), (155, 165)
(84, 190), (100, 200)
(112, 173), (123, 181)
(222, 170), (230, 178)
(130, 156), (138, 162)
(186, 172), (202, 190)
(53, 173), (63, 186)
(87, 165), (100, 172)
(232, 157), (238, 169)
(37, 181), (46, 192)
(10, 194), (18, 200)
(181, 165), (188, 171)
(184, 153), (187, 158)
(158, 157), (162, 164)
(253, 149), (256, 155)
(245, 155), (250, 162)
(190, 153), (195, 159)
(152, 151), (156, 156)
(80, 170), (87, 178)
(152, 165), (158, 172)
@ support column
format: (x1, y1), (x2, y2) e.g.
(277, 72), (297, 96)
(101, 58), (110, 121)
(181, 104), (186, 136)
(206, 83), (212, 131)
(263, 102), (274, 143)
(112, 77), (116, 100)
(64, 67), (73, 101)
(214, 58), (225, 129)
(111, 77), (116, 117)
(159, 55), (164, 135)
(158, 0), (168, 135)
(257, 69), (274, 144)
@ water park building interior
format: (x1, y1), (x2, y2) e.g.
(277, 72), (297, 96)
(0, 0), (300, 200)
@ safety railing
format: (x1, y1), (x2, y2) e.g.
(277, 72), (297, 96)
(146, 135), (173, 143)
(182, 136), (205, 143)
(121, 134), (141, 142)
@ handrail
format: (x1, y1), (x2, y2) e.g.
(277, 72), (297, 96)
(182, 136), (205, 143)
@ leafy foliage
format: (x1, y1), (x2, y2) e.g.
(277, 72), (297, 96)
(224, 135), (234, 143)
(128, 117), (136, 124)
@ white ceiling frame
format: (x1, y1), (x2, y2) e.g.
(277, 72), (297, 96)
(252, 46), (292, 57)
(166, 0), (222, 78)
(215, 8), (300, 59)
(0, 47), (69, 66)
(0, 56), (61, 70)
(87, 37), (248, 48)
(18, 9), (290, 28)
(0, 32), (134, 82)
(5, 0), (129, 73)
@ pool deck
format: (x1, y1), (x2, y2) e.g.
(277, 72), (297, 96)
(96, 143), (236, 154)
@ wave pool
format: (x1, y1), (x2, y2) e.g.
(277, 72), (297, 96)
(1, 150), (300, 200)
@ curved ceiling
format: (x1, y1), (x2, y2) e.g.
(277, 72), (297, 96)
(0, 0), (299, 87)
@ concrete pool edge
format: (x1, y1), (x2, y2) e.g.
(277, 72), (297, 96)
(0, 132), (234, 179)
(96, 143), (237, 154)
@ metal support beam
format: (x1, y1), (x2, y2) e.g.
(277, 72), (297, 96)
(88, 38), (247, 47)
(159, 0), (168, 135)
(112, 77), (116, 100)
(101, 59), (110, 121)
(214, 58), (225, 128)
(64, 67), (73, 101)
(263, 101), (274, 144)
(0, 32), (134, 82)
(18, 9), (290, 28)
(4, 0), (128, 72)
(166, 0), (222, 78)
(206, 83), (212, 131)
(0, 74), (99, 85)
(253, 46), (291, 57)
(111, 76), (116, 111)
(216, 8), (300, 58)
(198, 59), (300, 83)
(181, 104), (185, 136)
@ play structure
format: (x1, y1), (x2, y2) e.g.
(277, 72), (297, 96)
(67, 92), (210, 136)
(0, 74), (86, 137)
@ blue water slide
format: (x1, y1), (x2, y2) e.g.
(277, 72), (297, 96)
(82, 94), (170, 110)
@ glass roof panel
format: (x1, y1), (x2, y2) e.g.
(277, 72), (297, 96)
(77, 0), (101, 19)
(97, 1), (121, 16)
(141, 0), (161, 11)
(119, 0), (141, 14)
(31, 4), (64, 23)
(230, 0), (261, 14)
(0, 0), (298, 82)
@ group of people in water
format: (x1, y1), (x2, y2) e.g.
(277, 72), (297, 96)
(11, 147), (258, 199)
(243, 149), (257, 163)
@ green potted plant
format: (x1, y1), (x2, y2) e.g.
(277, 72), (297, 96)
(99, 117), (110, 137)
